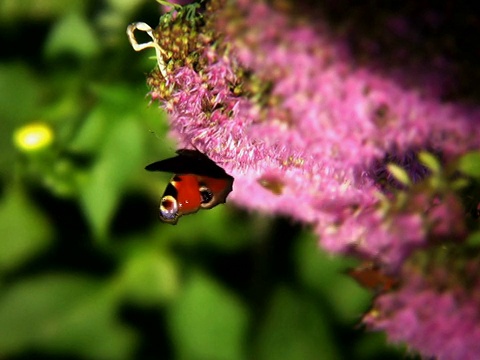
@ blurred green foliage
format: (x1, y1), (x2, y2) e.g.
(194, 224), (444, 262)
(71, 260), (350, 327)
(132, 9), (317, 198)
(0, 1), (405, 359)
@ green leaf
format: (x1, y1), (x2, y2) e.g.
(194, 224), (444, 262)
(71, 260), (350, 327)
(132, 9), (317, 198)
(106, 0), (145, 14)
(168, 270), (249, 360)
(254, 286), (340, 360)
(0, 64), (40, 124)
(458, 151), (480, 179)
(0, 0), (85, 23)
(0, 64), (41, 173)
(450, 177), (469, 190)
(70, 85), (146, 154)
(80, 118), (143, 240)
(0, 273), (136, 359)
(44, 11), (100, 59)
(0, 186), (53, 272)
(294, 232), (370, 323)
(418, 151), (441, 174)
(69, 106), (110, 153)
(120, 245), (180, 305)
(466, 231), (480, 248)
(386, 163), (411, 187)
(354, 331), (403, 360)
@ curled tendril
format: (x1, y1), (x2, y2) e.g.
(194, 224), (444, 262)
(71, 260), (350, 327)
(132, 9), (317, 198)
(127, 2), (203, 78)
(126, 22), (167, 78)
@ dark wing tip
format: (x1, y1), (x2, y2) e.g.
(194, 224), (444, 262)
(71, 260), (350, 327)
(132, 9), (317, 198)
(145, 149), (233, 179)
(145, 161), (163, 171)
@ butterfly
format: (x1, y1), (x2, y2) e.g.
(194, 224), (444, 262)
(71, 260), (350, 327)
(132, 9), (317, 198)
(145, 149), (234, 224)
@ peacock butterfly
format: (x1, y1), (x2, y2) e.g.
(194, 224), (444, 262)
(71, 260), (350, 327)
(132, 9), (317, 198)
(145, 149), (234, 224)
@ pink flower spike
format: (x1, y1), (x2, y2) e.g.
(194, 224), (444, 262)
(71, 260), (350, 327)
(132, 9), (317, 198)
(129, 2), (480, 357)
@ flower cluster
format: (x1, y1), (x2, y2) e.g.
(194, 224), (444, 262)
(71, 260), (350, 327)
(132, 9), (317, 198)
(364, 254), (480, 360)
(128, 1), (480, 358)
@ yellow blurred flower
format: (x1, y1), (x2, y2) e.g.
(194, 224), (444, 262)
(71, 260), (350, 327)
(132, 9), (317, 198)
(13, 122), (54, 152)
